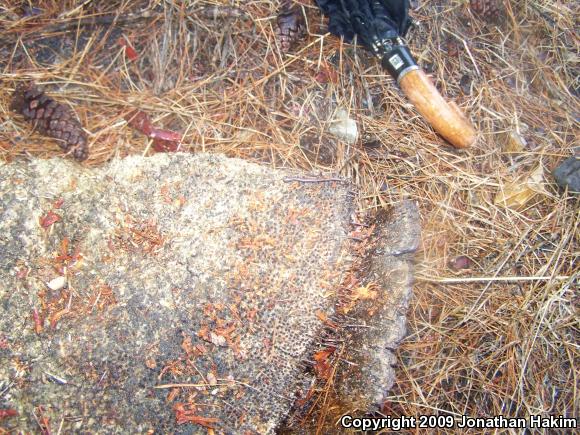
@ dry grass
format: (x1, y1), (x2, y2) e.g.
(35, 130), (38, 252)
(1, 0), (578, 431)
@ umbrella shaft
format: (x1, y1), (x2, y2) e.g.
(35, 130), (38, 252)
(398, 68), (477, 148)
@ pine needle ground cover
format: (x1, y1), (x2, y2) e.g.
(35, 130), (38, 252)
(0, 0), (578, 432)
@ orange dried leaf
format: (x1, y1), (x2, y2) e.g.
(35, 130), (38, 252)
(124, 45), (139, 61)
(174, 403), (218, 428)
(32, 308), (43, 334)
(195, 343), (208, 355)
(150, 128), (182, 142)
(0, 409), (18, 420)
(124, 109), (181, 152)
(152, 138), (179, 153)
(353, 284), (378, 300)
(39, 210), (61, 228)
(197, 325), (210, 341)
(314, 347), (335, 362)
(314, 63), (338, 84)
(179, 415), (218, 428)
(151, 128), (182, 153)
(181, 335), (194, 354)
(125, 109), (153, 136)
(50, 308), (70, 329)
(313, 347), (336, 380)
(314, 359), (332, 380)
(214, 323), (236, 337)
(316, 310), (338, 328)
(118, 37), (139, 61)
(60, 237), (69, 256)
(167, 388), (180, 403)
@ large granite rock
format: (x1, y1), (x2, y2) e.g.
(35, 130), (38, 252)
(0, 153), (419, 433)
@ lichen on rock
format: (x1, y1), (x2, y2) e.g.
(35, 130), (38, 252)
(0, 153), (419, 433)
(0, 153), (355, 433)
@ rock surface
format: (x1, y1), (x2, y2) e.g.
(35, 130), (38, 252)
(283, 200), (420, 431)
(552, 156), (580, 193)
(334, 201), (420, 409)
(329, 108), (359, 145)
(0, 153), (419, 433)
(0, 153), (355, 433)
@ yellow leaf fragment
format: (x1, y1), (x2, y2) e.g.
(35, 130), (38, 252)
(500, 130), (527, 154)
(353, 284), (379, 301)
(495, 166), (547, 210)
(340, 283), (379, 314)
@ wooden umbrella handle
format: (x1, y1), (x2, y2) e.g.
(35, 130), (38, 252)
(398, 68), (477, 149)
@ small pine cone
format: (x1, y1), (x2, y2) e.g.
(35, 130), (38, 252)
(469, 0), (503, 23)
(276, 1), (306, 53)
(11, 82), (89, 161)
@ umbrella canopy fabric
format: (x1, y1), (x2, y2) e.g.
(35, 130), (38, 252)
(315, 0), (411, 54)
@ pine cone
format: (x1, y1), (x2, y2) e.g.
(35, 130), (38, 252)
(469, 0), (503, 23)
(11, 82), (89, 161)
(276, 1), (306, 52)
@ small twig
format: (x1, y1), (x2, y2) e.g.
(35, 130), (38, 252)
(282, 176), (345, 184)
(153, 383), (229, 389)
(56, 417), (65, 435)
(1, 9), (155, 45)
(195, 5), (248, 20)
(43, 371), (68, 385)
(97, 370), (108, 387)
(417, 275), (572, 284)
(0, 381), (14, 397)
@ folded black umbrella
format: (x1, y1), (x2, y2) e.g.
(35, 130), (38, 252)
(316, 0), (411, 51)
(315, 0), (477, 149)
